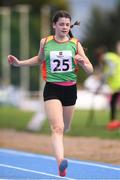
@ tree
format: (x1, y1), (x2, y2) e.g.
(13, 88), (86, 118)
(0, 0), (67, 10)
(83, 1), (120, 64)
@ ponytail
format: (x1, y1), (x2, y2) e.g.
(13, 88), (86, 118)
(69, 21), (80, 38)
(69, 21), (87, 52)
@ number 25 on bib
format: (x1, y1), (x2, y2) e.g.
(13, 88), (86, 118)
(50, 51), (72, 73)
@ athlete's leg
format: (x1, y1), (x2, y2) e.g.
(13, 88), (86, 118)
(110, 92), (120, 120)
(63, 105), (75, 132)
(44, 99), (64, 164)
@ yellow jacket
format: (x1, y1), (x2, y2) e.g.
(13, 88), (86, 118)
(104, 52), (120, 92)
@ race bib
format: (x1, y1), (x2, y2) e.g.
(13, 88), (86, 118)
(50, 51), (72, 73)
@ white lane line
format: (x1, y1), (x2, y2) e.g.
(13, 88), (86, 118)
(0, 164), (75, 180)
(69, 159), (120, 171)
(0, 148), (120, 171)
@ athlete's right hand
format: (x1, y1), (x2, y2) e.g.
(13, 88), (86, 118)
(8, 55), (20, 67)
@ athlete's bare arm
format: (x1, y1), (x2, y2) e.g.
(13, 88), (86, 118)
(8, 38), (46, 67)
(75, 42), (93, 75)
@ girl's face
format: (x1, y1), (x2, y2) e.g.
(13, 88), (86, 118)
(53, 17), (71, 38)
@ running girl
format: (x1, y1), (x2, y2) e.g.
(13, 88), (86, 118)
(8, 10), (93, 176)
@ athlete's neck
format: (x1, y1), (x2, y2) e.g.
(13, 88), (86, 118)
(54, 35), (69, 42)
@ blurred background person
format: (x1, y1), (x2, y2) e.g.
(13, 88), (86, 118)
(94, 41), (120, 130)
(84, 67), (111, 94)
(104, 41), (120, 130)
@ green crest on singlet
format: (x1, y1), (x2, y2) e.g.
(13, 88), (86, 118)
(44, 35), (78, 82)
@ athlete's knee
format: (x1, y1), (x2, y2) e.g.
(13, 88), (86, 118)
(51, 125), (64, 134)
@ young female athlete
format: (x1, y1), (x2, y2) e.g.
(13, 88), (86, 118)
(8, 10), (93, 176)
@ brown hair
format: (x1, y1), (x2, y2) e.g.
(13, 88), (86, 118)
(52, 11), (87, 52)
(52, 10), (80, 38)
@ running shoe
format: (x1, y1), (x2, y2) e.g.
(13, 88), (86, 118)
(107, 120), (120, 130)
(59, 159), (68, 177)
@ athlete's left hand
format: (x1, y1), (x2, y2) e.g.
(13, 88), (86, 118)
(74, 54), (84, 65)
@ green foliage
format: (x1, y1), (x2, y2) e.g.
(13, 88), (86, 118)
(29, 9), (41, 91)
(0, 15), (1, 77)
(0, 0), (68, 10)
(9, 11), (20, 86)
(76, 66), (88, 87)
(83, 1), (120, 65)
(85, 6), (120, 48)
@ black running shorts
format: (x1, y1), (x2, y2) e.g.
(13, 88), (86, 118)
(43, 82), (77, 106)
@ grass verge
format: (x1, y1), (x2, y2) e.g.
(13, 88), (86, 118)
(0, 107), (120, 139)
